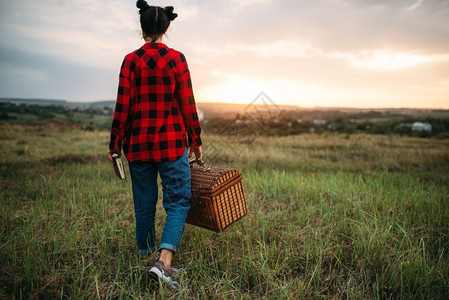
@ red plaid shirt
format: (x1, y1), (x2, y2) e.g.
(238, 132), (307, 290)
(109, 43), (202, 162)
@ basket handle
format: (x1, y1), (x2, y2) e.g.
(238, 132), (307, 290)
(189, 158), (205, 166)
(189, 158), (211, 172)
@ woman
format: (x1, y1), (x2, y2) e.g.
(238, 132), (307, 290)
(107, 0), (202, 287)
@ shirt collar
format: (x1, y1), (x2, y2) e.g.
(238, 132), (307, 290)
(142, 42), (168, 50)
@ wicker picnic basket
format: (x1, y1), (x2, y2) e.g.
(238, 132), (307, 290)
(186, 160), (247, 232)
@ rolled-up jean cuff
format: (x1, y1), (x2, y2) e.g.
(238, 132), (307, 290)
(138, 247), (155, 256)
(158, 243), (177, 254)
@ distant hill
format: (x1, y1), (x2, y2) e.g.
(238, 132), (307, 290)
(0, 98), (69, 106)
(3, 98), (446, 116)
(0, 98), (116, 111)
(197, 102), (299, 120)
(1, 98), (448, 137)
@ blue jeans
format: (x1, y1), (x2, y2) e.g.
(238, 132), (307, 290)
(128, 149), (191, 255)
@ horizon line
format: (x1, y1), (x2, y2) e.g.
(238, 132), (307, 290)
(1, 97), (448, 111)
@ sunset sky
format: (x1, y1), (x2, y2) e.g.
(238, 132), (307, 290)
(1, 0), (448, 108)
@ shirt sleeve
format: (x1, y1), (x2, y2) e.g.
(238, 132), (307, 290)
(177, 54), (202, 149)
(109, 56), (132, 151)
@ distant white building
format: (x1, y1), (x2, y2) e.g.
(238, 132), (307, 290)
(411, 122), (432, 132)
(313, 119), (326, 125)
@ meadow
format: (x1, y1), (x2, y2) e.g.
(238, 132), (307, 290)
(1, 125), (448, 299)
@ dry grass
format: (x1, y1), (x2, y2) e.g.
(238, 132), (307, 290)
(1, 127), (448, 299)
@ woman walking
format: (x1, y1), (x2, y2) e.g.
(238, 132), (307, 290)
(107, 0), (202, 287)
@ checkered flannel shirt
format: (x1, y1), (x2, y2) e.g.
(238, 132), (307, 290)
(109, 43), (202, 162)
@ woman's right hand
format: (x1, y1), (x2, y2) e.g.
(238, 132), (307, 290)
(107, 149), (115, 164)
(107, 143), (122, 165)
(188, 145), (202, 162)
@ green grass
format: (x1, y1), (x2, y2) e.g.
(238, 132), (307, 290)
(1, 127), (448, 299)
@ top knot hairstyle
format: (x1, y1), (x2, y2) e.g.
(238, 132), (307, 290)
(136, 0), (178, 42)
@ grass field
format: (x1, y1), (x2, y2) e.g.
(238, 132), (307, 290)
(1, 125), (448, 299)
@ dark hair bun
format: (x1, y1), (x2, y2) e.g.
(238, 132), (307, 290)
(164, 6), (178, 21)
(136, 0), (149, 13)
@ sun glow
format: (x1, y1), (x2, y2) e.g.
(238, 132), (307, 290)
(195, 78), (449, 109)
(195, 79), (348, 107)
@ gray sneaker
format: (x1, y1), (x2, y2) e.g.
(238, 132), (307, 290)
(149, 260), (180, 289)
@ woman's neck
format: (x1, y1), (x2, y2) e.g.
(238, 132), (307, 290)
(144, 36), (163, 43)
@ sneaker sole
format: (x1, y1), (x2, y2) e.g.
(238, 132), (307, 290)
(149, 267), (180, 289)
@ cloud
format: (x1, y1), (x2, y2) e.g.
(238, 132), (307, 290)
(0, 0), (143, 71)
(1, 0), (449, 107)
(192, 40), (322, 58)
(406, 0), (425, 11)
(329, 50), (449, 71)
(193, 37), (449, 73)
(232, 0), (272, 11)
(0, 44), (116, 101)
(211, 70), (246, 80)
(2, 23), (129, 71)
(236, 40), (323, 58)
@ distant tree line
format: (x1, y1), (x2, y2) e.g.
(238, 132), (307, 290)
(201, 110), (449, 138)
(0, 102), (112, 130)
(2, 102), (449, 138)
